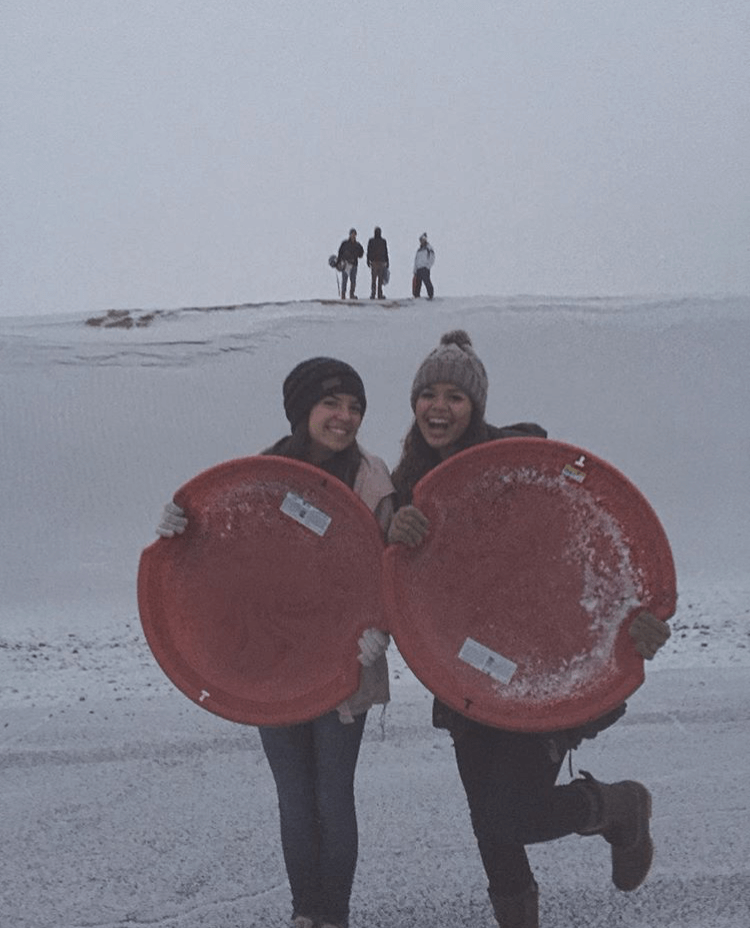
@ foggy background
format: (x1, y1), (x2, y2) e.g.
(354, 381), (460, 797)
(3, 0), (749, 318)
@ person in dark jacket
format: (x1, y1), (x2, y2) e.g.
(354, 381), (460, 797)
(337, 229), (364, 300)
(366, 227), (390, 299)
(388, 330), (672, 928)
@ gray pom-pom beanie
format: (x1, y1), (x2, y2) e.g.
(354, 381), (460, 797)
(410, 330), (488, 417)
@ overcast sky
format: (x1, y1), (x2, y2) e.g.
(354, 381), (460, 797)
(2, 0), (749, 317)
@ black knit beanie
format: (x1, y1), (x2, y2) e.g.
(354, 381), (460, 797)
(283, 357), (367, 430)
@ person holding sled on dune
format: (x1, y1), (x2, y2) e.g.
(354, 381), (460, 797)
(388, 329), (671, 928)
(412, 233), (435, 299)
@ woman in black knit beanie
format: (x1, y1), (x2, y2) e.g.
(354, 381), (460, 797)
(156, 356), (394, 928)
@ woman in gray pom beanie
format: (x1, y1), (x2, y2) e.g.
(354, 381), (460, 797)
(391, 330), (533, 493)
(155, 356), (394, 928)
(389, 330), (671, 928)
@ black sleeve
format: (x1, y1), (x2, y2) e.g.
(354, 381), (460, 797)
(492, 423), (548, 439)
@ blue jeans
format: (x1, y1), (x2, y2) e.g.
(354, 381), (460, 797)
(341, 262), (358, 297)
(259, 710), (367, 926)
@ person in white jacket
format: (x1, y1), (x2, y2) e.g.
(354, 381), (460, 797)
(412, 232), (435, 299)
(156, 357), (394, 928)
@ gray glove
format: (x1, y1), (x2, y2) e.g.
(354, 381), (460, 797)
(387, 505), (429, 547)
(357, 628), (390, 667)
(156, 500), (187, 538)
(629, 610), (671, 659)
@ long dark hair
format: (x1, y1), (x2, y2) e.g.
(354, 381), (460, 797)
(391, 407), (490, 506)
(263, 423), (363, 490)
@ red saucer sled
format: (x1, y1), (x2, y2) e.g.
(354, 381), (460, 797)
(383, 438), (677, 732)
(138, 456), (386, 726)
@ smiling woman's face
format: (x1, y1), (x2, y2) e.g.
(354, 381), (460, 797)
(307, 392), (363, 462)
(414, 382), (473, 458)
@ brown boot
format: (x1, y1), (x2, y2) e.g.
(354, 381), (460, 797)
(576, 771), (653, 891)
(489, 880), (538, 928)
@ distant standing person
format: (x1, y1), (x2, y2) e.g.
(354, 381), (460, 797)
(366, 227), (390, 300)
(413, 233), (435, 299)
(337, 229), (364, 300)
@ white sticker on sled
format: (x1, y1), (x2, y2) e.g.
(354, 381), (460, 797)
(458, 637), (517, 684)
(280, 492), (332, 537)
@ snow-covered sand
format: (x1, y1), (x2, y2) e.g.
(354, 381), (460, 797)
(1, 295), (749, 927)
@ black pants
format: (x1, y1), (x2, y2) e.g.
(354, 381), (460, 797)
(414, 266), (434, 298)
(370, 262), (387, 298)
(451, 724), (589, 898)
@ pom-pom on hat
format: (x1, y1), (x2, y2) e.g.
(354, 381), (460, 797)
(283, 357), (367, 430)
(410, 330), (488, 417)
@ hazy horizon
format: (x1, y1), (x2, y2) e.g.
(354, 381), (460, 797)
(3, 1), (749, 318)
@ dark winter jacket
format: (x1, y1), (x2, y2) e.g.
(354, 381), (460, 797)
(367, 231), (389, 266)
(338, 238), (364, 265)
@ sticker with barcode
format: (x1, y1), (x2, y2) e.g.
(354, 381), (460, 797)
(280, 491), (332, 536)
(458, 637), (517, 684)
